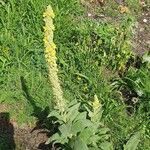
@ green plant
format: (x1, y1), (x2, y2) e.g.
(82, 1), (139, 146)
(124, 132), (141, 150)
(46, 95), (113, 150)
(113, 65), (150, 101)
(81, 19), (134, 71)
(42, 6), (113, 149)
(0, 0), (149, 149)
(111, 54), (150, 148)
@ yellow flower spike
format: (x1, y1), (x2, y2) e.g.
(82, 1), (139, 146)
(43, 5), (66, 114)
(43, 5), (55, 18)
(93, 94), (101, 110)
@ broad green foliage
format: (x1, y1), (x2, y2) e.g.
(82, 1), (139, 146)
(124, 132), (140, 150)
(143, 51), (150, 69)
(46, 99), (113, 150)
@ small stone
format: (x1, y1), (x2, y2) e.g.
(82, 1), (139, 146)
(143, 19), (148, 23)
(87, 13), (92, 17)
(132, 97), (138, 104)
(99, 14), (105, 17)
(146, 40), (150, 45)
(139, 28), (144, 32)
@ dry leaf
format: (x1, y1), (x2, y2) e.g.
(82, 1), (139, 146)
(119, 5), (129, 13)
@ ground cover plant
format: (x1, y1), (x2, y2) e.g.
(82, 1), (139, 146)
(0, 0), (150, 149)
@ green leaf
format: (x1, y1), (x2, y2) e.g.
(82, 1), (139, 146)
(59, 123), (72, 138)
(71, 119), (88, 135)
(89, 148), (99, 150)
(71, 137), (89, 150)
(143, 53), (150, 63)
(91, 108), (103, 122)
(99, 128), (110, 135)
(66, 103), (80, 122)
(79, 127), (93, 143)
(74, 112), (87, 122)
(46, 133), (68, 145)
(50, 132), (69, 145)
(99, 141), (114, 150)
(48, 110), (63, 122)
(124, 132), (141, 150)
(0, 56), (6, 63)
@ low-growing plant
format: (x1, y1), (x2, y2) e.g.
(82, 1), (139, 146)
(78, 18), (134, 71)
(124, 132), (141, 150)
(111, 53), (150, 144)
(112, 56), (150, 104)
(46, 96), (113, 150)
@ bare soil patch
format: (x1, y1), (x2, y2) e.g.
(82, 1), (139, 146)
(14, 127), (49, 150)
(133, 10), (150, 55)
(0, 115), (50, 150)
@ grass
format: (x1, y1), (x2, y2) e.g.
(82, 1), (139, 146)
(0, 0), (150, 149)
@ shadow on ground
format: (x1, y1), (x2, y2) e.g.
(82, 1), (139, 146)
(0, 112), (15, 150)
(20, 76), (59, 149)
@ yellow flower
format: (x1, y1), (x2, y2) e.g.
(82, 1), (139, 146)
(43, 5), (55, 18)
(43, 5), (66, 114)
(93, 94), (101, 110)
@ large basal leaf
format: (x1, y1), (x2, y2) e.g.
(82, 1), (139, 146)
(124, 132), (141, 150)
(59, 123), (72, 138)
(71, 118), (89, 135)
(71, 137), (89, 150)
(46, 133), (68, 145)
(78, 127), (93, 143)
(48, 110), (63, 122)
(99, 141), (114, 150)
(74, 111), (87, 122)
(66, 103), (80, 122)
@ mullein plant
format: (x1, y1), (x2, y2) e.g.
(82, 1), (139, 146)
(43, 5), (66, 114)
(43, 5), (113, 149)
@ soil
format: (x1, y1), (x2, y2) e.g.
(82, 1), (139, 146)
(0, 113), (50, 150)
(133, 10), (150, 55)
(14, 127), (50, 150)
(0, 104), (51, 150)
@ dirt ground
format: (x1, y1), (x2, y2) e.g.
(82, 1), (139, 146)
(0, 112), (48, 150)
(133, 10), (150, 55)
(0, 105), (50, 150)
(14, 127), (49, 150)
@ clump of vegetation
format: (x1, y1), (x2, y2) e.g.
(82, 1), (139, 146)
(43, 6), (113, 149)
(41, 5), (147, 150)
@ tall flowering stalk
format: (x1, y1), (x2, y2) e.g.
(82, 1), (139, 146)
(43, 5), (66, 114)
